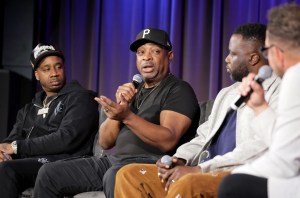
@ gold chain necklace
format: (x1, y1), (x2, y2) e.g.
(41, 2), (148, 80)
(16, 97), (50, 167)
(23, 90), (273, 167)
(136, 85), (159, 109)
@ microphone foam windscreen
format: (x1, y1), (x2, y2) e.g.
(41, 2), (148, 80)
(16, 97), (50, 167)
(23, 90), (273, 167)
(132, 74), (143, 84)
(256, 65), (273, 80)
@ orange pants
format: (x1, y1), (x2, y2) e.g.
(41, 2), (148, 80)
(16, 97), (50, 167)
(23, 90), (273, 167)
(114, 163), (230, 198)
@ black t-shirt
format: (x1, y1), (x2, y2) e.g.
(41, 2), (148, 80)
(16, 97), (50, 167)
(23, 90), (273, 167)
(114, 74), (200, 157)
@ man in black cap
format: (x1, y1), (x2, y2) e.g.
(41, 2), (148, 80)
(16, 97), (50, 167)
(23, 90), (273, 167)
(0, 43), (99, 198)
(33, 28), (200, 198)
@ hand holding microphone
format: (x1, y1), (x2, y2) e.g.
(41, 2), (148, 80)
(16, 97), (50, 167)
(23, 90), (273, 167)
(157, 155), (173, 184)
(231, 65), (272, 110)
(115, 74), (143, 104)
(161, 155), (173, 167)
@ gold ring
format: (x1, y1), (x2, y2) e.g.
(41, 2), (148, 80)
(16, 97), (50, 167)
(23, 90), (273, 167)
(104, 108), (109, 112)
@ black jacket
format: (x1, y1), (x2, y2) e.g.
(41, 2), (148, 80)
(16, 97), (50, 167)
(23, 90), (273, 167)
(2, 81), (99, 160)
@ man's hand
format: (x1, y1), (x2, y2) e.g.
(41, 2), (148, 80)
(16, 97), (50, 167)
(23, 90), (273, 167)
(115, 82), (138, 104)
(239, 73), (269, 115)
(95, 95), (133, 121)
(156, 156), (185, 171)
(159, 165), (201, 192)
(0, 143), (13, 162)
(157, 156), (198, 191)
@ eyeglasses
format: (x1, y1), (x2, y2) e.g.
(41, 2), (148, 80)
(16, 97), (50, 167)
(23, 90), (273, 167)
(260, 45), (275, 59)
(260, 44), (284, 59)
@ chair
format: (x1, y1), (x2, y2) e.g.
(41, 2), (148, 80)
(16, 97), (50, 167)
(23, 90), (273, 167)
(22, 100), (214, 198)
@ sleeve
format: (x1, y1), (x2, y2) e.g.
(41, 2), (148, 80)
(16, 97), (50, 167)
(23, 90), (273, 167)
(17, 92), (99, 156)
(251, 107), (276, 146)
(173, 86), (230, 165)
(174, 120), (210, 165)
(233, 68), (300, 178)
(1, 105), (29, 143)
(162, 81), (199, 120)
(199, 78), (280, 172)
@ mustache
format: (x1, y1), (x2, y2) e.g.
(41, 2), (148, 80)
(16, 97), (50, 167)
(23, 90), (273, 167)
(141, 61), (154, 66)
(49, 77), (62, 82)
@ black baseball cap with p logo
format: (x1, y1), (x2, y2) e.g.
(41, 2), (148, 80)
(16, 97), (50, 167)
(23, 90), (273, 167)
(130, 28), (172, 52)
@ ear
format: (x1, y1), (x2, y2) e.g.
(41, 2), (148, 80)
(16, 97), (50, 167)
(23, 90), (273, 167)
(168, 51), (174, 62)
(276, 47), (285, 69)
(249, 53), (260, 66)
(34, 71), (40, 81)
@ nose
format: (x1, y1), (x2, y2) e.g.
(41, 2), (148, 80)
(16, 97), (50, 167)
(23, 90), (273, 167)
(50, 67), (59, 76)
(142, 50), (153, 61)
(225, 54), (230, 64)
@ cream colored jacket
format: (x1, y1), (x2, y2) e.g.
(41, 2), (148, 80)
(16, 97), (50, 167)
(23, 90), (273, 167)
(174, 72), (281, 172)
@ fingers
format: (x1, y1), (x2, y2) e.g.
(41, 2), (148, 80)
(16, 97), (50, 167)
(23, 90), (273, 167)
(165, 177), (175, 191)
(239, 79), (251, 96)
(0, 152), (11, 161)
(95, 96), (115, 114)
(164, 173), (179, 192)
(160, 168), (173, 183)
(239, 73), (256, 96)
(156, 157), (172, 169)
(250, 79), (263, 92)
(116, 83), (137, 103)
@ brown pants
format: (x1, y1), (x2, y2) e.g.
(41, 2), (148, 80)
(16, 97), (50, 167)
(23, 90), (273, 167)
(114, 163), (230, 198)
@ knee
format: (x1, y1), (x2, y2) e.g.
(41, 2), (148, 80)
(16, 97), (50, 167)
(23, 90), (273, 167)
(116, 164), (137, 178)
(0, 162), (12, 178)
(36, 163), (56, 183)
(218, 174), (239, 197)
(115, 164), (136, 186)
(171, 174), (194, 190)
(0, 162), (8, 173)
(178, 174), (195, 183)
(0, 161), (15, 180)
(116, 164), (155, 181)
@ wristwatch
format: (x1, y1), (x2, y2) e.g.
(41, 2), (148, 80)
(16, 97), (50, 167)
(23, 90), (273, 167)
(11, 141), (17, 154)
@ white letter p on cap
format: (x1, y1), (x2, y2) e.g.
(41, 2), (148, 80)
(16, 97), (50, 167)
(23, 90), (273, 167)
(142, 29), (150, 38)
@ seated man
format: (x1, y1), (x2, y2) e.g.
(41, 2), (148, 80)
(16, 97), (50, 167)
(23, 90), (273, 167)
(0, 43), (99, 198)
(114, 23), (281, 198)
(33, 28), (200, 198)
(218, 4), (300, 198)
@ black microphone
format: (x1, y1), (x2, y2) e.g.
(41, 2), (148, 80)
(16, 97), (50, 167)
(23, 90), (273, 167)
(132, 74), (143, 89)
(230, 65), (273, 110)
(161, 155), (172, 166)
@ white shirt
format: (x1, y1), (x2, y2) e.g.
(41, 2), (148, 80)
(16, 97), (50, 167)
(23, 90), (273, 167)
(233, 62), (300, 198)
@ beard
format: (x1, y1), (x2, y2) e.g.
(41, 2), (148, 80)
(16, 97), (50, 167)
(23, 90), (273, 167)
(230, 62), (250, 82)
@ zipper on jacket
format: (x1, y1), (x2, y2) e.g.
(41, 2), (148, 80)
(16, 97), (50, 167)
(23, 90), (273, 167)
(27, 126), (34, 139)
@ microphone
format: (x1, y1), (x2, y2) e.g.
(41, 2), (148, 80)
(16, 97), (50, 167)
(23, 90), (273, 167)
(161, 155), (173, 166)
(230, 65), (273, 110)
(132, 74), (143, 89)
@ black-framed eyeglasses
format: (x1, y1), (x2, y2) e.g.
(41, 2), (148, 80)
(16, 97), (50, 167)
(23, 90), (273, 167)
(260, 44), (284, 59)
(260, 45), (275, 59)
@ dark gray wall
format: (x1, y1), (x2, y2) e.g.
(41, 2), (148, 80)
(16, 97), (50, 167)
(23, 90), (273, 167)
(2, 0), (34, 79)
(0, 0), (34, 141)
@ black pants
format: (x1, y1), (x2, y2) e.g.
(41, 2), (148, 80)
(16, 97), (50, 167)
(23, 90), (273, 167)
(0, 157), (53, 198)
(33, 155), (158, 198)
(218, 173), (268, 198)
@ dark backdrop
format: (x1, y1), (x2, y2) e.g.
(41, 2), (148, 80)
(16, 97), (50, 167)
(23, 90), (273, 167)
(34, 0), (298, 101)
(1, 0), (298, 137)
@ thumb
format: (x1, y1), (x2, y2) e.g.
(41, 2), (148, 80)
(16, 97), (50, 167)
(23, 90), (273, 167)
(119, 93), (129, 105)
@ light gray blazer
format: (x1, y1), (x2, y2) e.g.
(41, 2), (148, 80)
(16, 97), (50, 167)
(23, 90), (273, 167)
(174, 72), (281, 172)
